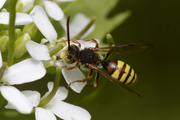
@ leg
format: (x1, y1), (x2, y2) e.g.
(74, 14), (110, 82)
(86, 72), (100, 87)
(102, 44), (116, 61)
(56, 39), (81, 47)
(68, 69), (93, 87)
(70, 39), (81, 48)
(62, 63), (78, 70)
(83, 38), (99, 48)
(90, 38), (99, 48)
(56, 40), (67, 44)
(94, 72), (100, 88)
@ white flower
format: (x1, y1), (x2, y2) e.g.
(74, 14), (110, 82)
(26, 39), (98, 93)
(0, 0), (33, 25)
(28, 6), (96, 93)
(6, 82), (91, 120)
(43, 1), (64, 21)
(0, 12), (33, 25)
(0, 51), (46, 114)
(16, 0), (34, 13)
(43, 0), (74, 21)
(60, 13), (95, 39)
(30, 5), (57, 44)
(0, 0), (6, 9)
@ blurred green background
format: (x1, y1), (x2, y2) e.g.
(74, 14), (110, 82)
(7, 0), (179, 120)
(71, 0), (180, 120)
(86, 0), (180, 120)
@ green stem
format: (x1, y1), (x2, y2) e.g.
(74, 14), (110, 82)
(8, 0), (17, 66)
(63, 0), (80, 13)
(38, 67), (62, 107)
(0, 63), (8, 109)
(49, 44), (64, 57)
(0, 62), (7, 80)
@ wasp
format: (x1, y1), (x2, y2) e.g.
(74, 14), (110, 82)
(58, 15), (153, 97)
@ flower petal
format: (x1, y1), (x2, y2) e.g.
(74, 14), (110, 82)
(51, 101), (91, 120)
(1, 86), (33, 114)
(43, 1), (64, 21)
(62, 67), (86, 93)
(42, 82), (68, 102)
(0, 0), (6, 9)
(30, 6), (57, 44)
(60, 13), (95, 38)
(51, 86), (68, 101)
(1, 58), (46, 85)
(0, 12), (33, 25)
(77, 39), (99, 50)
(35, 107), (57, 120)
(16, 0), (34, 13)
(26, 40), (51, 60)
(22, 90), (41, 107)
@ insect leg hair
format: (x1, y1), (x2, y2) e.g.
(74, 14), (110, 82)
(62, 63), (78, 70)
(69, 69), (93, 87)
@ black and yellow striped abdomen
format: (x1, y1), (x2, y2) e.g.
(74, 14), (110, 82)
(102, 60), (137, 84)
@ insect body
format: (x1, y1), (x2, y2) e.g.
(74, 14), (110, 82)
(58, 15), (153, 97)
(102, 60), (137, 85)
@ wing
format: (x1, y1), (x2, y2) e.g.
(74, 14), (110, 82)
(95, 43), (154, 54)
(88, 64), (143, 97)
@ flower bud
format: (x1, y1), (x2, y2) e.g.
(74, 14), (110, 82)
(14, 33), (31, 58)
(15, 29), (22, 40)
(16, 0), (34, 13)
(0, 9), (8, 30)
(22, 22), (37, 38)
(106, 34), (115, 46)
(0, 30), (8, 36)
(0, 35), (9, 52)
(1, 8), (7, 12)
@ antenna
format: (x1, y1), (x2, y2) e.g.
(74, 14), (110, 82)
(67, 15), (71, 50)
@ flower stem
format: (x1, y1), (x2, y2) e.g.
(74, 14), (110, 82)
(38, 66), (62, 107)
(8, 0), (17, 66)
(63, 0), (80, 13)
(0, 63), (7, 109)
(49, 44), (64, 57)
(0, 62), (8, 80)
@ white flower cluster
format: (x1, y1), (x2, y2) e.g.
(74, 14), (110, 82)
(0, 0), (96, 120)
